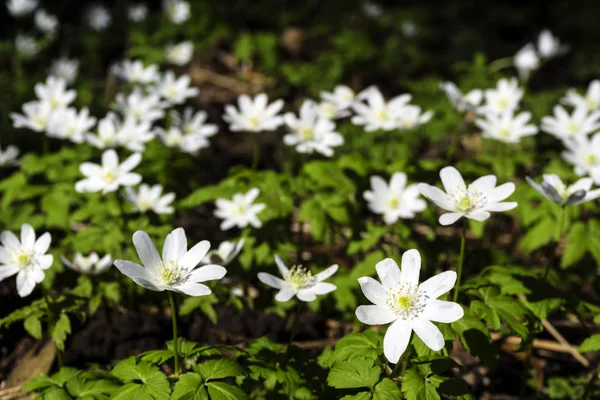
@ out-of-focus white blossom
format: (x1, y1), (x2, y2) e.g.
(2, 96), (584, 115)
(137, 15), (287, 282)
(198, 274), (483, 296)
(34, 9), (58, 35)
(164, 0), (190, 24)
(128, 3), (148, 22)
(87, 4), (111, 31)
(7, 0), (37, 16)
(223, 94), (284, 132)
(46, 107), (97, 144)
(49, 58), (79, 85)
(15, 35), (38, 58)
(166, 41), (194, 66)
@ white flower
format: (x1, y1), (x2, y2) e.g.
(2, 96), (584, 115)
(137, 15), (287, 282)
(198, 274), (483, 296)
(7, 0), (37, 16)
(46, 107), (96, 143)
(364, 173), (426, 224)
(283, 101), (344, 157)
(514, 43), (540, 80)
(537, 29), (568, 59)
(355, 250), (463, 363)
(526, 175), (600, 206)
(75, 149), (142, 194)
(317, 85), (356, 119)
(85, 112), (121, 149)
(114, 89), (165, 123)
(401, 21), (418, 37)
(124, 184), (175, 214)
(0, 224), (52, 298)
(34, 76), (76, 109)
(351, 87), (412, 131)
(479, 78), (523, 115)
(362, 1), (382, 17)
(34, 9), (58, 35)
(166, 41), (194, 66)
(61, 252), (112, 275)
(114, 228), (226, 295)
(563, 80), (600, 112)
(201, 239), (244, 266)
(475, 110), (538, 143)
(214, 188), (266, 230)
(541, 105), (600, 140)
(153, 71), (198, 105)
(440, 82), (483, 113)
(562, 134), (600, 183)
(86, 113), (154, 152)
(128, 3), (148, 22)
(10, 101), (53, 132)
(112, 60), (160, 85)
(0, 145), (20, 167)
(87, 4), (111, 31)
(223, 94), (284, 132)
(49, 58), (79, 84)
(396, 105), (433, 130)
(258, 255), (338, 302)
(15, 35), (38, 58)
(157, 107), (217, 154)
(417, 166), (517, 225)
(164, 0), (190, 24)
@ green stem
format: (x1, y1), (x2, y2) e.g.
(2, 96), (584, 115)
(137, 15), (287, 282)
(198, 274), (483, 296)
(453, 222), (467, 303)
(544, 206), (566, 280)
(287, 303), (301, 352)
(488, 56), (514, 72)
(114, 192), (128, 232)
(168, 292), (180, 378)
(252, 134), (261, 171)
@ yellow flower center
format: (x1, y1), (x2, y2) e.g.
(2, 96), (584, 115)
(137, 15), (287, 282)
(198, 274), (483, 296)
(587, 98), (598, 110)
(285, 266), (313, 289)
(17, 253), (32, 265)
(497, 97), (509, 110)
(300, 128), (314, 140)
(388, 198), (400, 208)
(397, 295), (412, 309)
(139, 200), (151, 212)
(104, 171), (117, 183)
(458, 196), (472, 211)
(500, 128), (511, 137)
(568, 123), (580, 135)
(159, 261), (179, 285)
(248, 117), (260, 129)
(587, 154), (598, 166)
(377, 111), (388, 122)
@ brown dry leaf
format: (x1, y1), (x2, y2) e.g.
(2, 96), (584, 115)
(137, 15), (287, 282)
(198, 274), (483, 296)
(1, 340), (56, 400)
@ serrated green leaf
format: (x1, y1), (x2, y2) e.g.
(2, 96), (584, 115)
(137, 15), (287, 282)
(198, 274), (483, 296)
(51, 313), (71, 351)
(373, 378), (402, 400)
(195, 359), (245, 381)
(327, 359), (380, 389)
(579, 334), (600, 353)
(24, 315), (42, 339)
(171, 372), (208, 400)
(401, 367), (440, 400)
(561, 222), (587, 268)
(206, 381), (248, 400)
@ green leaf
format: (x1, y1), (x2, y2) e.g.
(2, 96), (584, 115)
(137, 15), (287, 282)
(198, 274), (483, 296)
(206, 381), (248, 400)
(579, 334), (600, 353)
(171, 372), (208, 400)
(520, 217), (555, 252)
(561, 222), (587, 268)
(373, 378), (402, 400)
(24, 315), (43, 340)
(194, 359), (245, 381)
(401, 367), (440, 400)
(111, 357), (170, 400)
(327, 359), (380, 389)
(51, 313), (71, 351)
(326, 330), (382, 366)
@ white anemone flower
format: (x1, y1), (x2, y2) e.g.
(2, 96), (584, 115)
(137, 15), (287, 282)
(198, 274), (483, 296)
(86, 113), (153, 152)
(283, 101), (344, 156)
(128, 3), (148, 22)
(541, 105), (600, 140)
(364, 172), (426, 224)
(223, 94), (284, 132)
(112, 60), (160, 85)
(46, 107), (97, 144)
(7, 0), (37, 16)
(355, 250), (463, 363)
(514, 43), (540, 81)
(417, 166), (517, 225)
(475, 110), (538, 143)
(396, 105), (433, 130)
(214, 188), (266, 231)
(317, 85), (355, 118)
(562, 134), (600, 183)
(174, 107), (218, 139)
(258, 255), (338, 302)
(537, 29), (568, 59)
(87, 4), (111, 31)
(10, 101), (53, 132)
(61, 252), (112, 275)
(201, 239), (244, 266)
(166, 41), (194, 66)
(114, 228), (226, 296)
(562, 80), (600, 112)
(153, 71), (198, 105)
(114, 89), (165, 123)
(0, 145), (20, 167)
(440, 82), (483, 113)
(124, 184), (175, 214)
(15, 35), (38, 58)
(49, 58), (79, 85)
(164, 0), (190, 24)
(34, 9), (58, 35)
(351, 88), (412, 131)
(479, 78), (523, 115)
(75, 149), (142, 194)
(526, 175), (600, 206)
(34, 76), (76, 110)
(0, 224), (53, 298)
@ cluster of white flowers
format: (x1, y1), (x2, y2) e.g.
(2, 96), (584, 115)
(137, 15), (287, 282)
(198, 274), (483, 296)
(514, 30), (568, 81)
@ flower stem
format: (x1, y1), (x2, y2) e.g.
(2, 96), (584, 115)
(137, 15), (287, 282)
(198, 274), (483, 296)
(287, 302), (301, 352)
(168, 291), (180, 378)
(488, 56), (514, 72)
(544, 206), (566, 280)
(453, 222), (467, 303)
(252, 134), (261, 171)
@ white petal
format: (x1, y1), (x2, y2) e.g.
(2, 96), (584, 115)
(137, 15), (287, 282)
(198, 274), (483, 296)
(486, 182), (515, 203)
(400, 249), (421, 286)
(419, 270), (457, 299)
(187, 264), (226, 282)
(422, 300), (464, 323)
(357, 276), (387, 305)
(470, 175), (497, 192)
(258, 272), (286, 289)
(132, 230), (161, 270)
(1, 231), (20, 249)
(274, 255), (289, 277)
(412, 319), (445, 351)
(466, 210), (491, 221)
(34, 232), (51, 254)
(16, 270), (36, 297)
(0, 264), (19, 281)
(440, 166), (465, 193)
(21, 224), (36, 250)
(162, 228), (187, 262)
(174, 282), (211, 296)
(383, 318), (412, 364)
(179, 240), (210, 270)
(297, 289), (317, 302)
(439, 212), (463, 225)
(355, 305), (397, 325)
(375, 258), (402, 288)
(313, 264), (338, 281)
(275, 287), (296, 302)
(417, 183), (453, 210)
(114, 260), (160, 290)
(309, 282), (336, 294)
